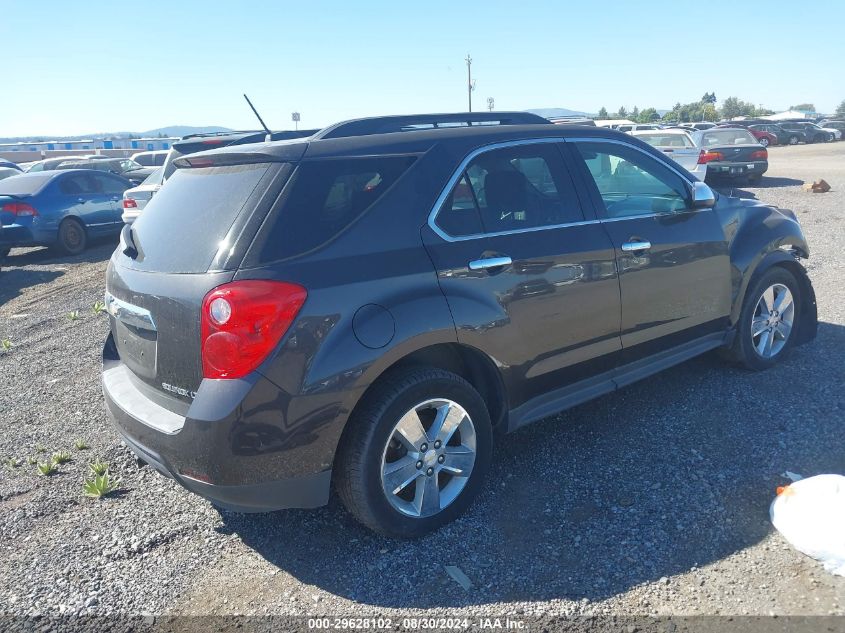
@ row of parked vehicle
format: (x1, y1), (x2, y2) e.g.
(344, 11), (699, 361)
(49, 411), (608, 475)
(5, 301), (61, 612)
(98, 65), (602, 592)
(0, 131), (315, 257)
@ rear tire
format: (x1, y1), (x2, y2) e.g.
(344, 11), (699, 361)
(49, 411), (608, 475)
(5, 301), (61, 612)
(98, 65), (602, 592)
(722, 267), (801, 371)
(56, 218), (86, 255)
(335, 367), (493, 538)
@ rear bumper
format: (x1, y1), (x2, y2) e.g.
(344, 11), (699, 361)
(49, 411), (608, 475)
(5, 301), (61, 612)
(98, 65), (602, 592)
(101, 333), (331, 512)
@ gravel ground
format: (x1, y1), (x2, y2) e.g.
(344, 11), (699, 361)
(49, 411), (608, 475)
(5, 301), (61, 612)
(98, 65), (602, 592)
(0, 143), (843, 627)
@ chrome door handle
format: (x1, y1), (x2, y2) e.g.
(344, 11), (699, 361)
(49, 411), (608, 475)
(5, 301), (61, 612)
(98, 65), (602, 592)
(468, 256), (512, 271)
(621, 241), (651, 252)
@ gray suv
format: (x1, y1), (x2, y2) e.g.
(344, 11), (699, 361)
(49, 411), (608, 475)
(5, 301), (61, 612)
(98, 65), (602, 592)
(102, 112), (817, 537)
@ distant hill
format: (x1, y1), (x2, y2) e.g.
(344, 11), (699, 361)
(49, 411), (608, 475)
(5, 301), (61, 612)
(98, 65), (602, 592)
(526, 107), (593, 119)
(0, 125), (234, 144)
(139, 125), (234, 137)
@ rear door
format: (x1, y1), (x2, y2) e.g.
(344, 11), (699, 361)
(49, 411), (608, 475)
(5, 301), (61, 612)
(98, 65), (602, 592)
(567, 139), (731, 362)
(92, 173), (129, 230)
(422, 140), (622, 410)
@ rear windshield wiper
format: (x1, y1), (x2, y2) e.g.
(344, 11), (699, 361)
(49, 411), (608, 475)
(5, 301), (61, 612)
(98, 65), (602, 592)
(120, 224), (138, 258)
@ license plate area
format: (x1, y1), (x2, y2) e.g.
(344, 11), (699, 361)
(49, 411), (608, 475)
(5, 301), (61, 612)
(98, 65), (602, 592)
(730, 166), (744, 174)
(113, 320), (157, 379)
(106, 292), (158, 380)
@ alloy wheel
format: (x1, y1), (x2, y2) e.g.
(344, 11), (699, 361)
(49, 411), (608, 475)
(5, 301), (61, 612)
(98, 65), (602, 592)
(751, 283), (795, 358)
(380, 398), (476, 518)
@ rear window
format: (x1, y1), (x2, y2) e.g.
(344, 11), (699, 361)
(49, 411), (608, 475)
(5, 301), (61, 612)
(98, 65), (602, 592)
(126, 163), (273, 273)
(638, 133), (693, 148)
(0, 173), (53, 195)
(699, 129), (757, 146)
(251, 156), (415, 262)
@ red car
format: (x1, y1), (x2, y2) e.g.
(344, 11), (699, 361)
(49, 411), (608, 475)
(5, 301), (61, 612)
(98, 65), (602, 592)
(716, 124), (777, 147)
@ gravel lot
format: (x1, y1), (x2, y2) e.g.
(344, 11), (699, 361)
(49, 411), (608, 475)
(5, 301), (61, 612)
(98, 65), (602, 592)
(1, 142), (843, 627)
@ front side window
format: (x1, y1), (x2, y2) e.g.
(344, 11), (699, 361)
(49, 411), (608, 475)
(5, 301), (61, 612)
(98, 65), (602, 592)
(436, 143), (583, 237)
(574, 141), (690, 218)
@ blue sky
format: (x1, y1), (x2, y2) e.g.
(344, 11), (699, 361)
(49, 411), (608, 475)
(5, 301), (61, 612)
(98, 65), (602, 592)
(2, 1), (842, 136)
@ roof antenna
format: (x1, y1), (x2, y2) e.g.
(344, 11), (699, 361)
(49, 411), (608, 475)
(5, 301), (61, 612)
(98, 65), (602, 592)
(243, 94), (272, 142)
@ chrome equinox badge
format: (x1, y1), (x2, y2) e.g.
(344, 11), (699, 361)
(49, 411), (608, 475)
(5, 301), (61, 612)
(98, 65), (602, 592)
(161, 382), (197, 399)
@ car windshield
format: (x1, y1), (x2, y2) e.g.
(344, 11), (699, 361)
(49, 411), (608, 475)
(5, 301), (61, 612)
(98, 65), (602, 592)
(699, 129), (757, 146)
(637, 133), (693, 148)
(120, 159), (144, 172)
(0, 173), (53, 195)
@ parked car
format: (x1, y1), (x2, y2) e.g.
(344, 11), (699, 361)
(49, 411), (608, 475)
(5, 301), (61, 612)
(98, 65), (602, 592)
(630, 129), (708, 180)
(102, 112), (817, 537)
(131, 150), (169, 167)
(122, 167), (163, 224)
(682, 122), (718, 131)
(617, 124), (660, 133)
(777, 122), (832, 143)
(819, 120), (845, 136)
(26, 156), (85, 172)
(0, 170), (131, 255)
(818, 125), (842, 141)
(0, 167), (21, 181)
(746, 127), (778, 147)
(748, 124), (800, 146)
(0, 159), (22, 171)
(55, 158), (153, 185)
(691, 128), (768, 182)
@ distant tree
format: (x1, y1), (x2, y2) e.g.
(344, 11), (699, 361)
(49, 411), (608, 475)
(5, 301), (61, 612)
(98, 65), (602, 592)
(631, 106), (640, 120)
(597, 106), (609, 119)
(617, 106), (628, 118)
(790, 103), (816, 112)
(720, 96), (757, 120)
(638, 107), (659, 123)
(836, 100), (845, 118)
(702, 104), (718, 121)
(701, 92), (717, 104)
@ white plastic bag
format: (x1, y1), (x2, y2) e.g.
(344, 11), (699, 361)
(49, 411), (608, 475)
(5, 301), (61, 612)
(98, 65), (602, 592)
(770, 474), (845, 576)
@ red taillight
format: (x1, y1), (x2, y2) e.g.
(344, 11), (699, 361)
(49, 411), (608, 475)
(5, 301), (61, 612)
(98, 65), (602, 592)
(201, 280), (307, 379)
(2, 202), (38, 217)
(123, 198), (138, 209)
(750, 149), (768, 160)
(201, 139), (225, 145)
(697, 150), (723, 164)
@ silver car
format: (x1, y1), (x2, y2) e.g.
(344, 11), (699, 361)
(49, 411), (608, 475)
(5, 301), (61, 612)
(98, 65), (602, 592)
(122, 167), (164, 224)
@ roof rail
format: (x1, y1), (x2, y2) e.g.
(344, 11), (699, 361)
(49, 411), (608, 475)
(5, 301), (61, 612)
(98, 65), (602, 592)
(313, 112), (551, 140)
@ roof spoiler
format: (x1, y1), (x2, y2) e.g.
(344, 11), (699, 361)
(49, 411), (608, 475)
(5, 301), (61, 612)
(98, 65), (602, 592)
(313, 112), (551, 140)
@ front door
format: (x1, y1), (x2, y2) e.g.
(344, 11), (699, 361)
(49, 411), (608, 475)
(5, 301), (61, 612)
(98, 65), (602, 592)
(422, 140), (622, 409)
(566, 139), (732, 362)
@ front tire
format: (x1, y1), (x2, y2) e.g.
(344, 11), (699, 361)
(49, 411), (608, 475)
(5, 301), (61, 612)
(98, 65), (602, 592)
(335, 367), (493, 538)
(723, 267), (801, 371)
(788, 135), (799, 145)
(759, 137), (769, 147)
(56, 218), (86, 255)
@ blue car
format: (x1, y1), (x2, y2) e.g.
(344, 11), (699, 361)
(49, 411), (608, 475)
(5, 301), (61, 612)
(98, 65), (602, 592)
(0, 170), (131, 255)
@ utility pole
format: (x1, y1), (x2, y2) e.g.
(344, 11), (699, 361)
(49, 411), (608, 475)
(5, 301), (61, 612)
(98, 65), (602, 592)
(465, 54), (474, 112)
(487, 97), (495, 112)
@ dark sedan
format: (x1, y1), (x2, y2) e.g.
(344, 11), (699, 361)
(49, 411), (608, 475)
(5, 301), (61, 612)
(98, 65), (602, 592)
(55, 158), (154, 185)
(692, 128), (768, 183)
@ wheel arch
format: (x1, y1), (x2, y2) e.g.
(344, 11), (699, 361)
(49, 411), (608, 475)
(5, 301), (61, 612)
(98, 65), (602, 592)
(733, 249), (817, 346)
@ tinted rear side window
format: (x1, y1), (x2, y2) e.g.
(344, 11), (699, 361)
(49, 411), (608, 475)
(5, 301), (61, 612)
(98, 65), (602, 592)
(126, 163), (273, 273)
(252, 156), (415, 262)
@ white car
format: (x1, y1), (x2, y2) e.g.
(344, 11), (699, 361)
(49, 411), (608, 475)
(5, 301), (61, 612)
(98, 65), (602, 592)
(631, 129), (708, 181)
(122, 167), (164, 224)
(617, 123), (660, 133)
(819, 126), (842, 141)
(130, 150), (169, 167)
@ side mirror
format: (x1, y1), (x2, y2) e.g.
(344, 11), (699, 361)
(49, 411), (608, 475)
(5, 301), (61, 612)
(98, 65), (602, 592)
(692, 181), (716, 208)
